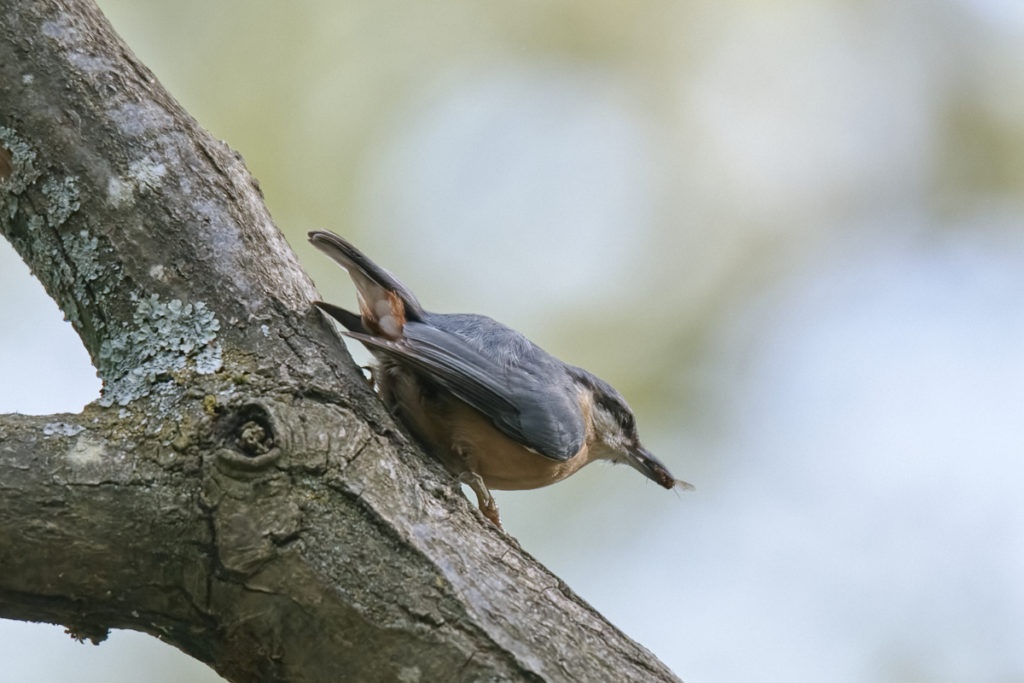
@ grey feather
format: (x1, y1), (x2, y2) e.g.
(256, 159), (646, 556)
(313, 301), (367, 334)
(346, 314), (586, 461)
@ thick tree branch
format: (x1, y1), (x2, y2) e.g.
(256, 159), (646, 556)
(0, 1), (681, 681)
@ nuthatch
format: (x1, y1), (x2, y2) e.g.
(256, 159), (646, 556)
(309, 230), (692, 528)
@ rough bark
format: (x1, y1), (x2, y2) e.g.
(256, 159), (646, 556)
(0, 1), (681, 681)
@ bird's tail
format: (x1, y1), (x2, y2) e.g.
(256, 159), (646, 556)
(309, 230), (423, 339)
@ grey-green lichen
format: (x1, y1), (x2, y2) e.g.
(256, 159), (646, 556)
(0, 127), (40, 216)
(42, 228), (123, 331)
(42, 421), (85, 437)
(41, 175), (80, 227)
(65, 229), (104, 280)
(63, 228), (117, 310)
(98, 294), (223, 406)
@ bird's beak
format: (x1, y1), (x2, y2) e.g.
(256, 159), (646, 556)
(626, 445), (695, 491)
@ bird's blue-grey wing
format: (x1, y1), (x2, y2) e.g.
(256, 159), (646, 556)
(343, 321), (585, 461)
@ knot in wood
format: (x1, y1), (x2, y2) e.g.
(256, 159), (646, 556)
(238, 420), (271, 455)
(214, 402), (281, 473)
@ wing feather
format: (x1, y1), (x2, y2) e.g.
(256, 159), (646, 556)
(344, 321), (584, 461)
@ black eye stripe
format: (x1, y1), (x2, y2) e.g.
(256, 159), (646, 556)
(569, 366), (636, 433)
(595, 393), (634, 431)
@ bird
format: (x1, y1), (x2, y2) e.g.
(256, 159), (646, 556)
(309, 230), (692, 528)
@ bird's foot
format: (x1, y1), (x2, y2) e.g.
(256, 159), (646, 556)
(458, 471), (503, 531)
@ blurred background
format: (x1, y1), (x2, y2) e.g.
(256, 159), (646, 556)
(2, 0), (1024, 680)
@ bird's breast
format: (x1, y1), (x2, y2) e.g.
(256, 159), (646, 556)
(379, 364), (592, 491)
(446, 400), (592, 491)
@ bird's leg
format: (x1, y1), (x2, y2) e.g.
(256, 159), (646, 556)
(458, 471), (502, 530)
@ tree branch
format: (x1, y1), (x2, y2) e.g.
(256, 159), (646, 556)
(0, 1), (680, 681)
